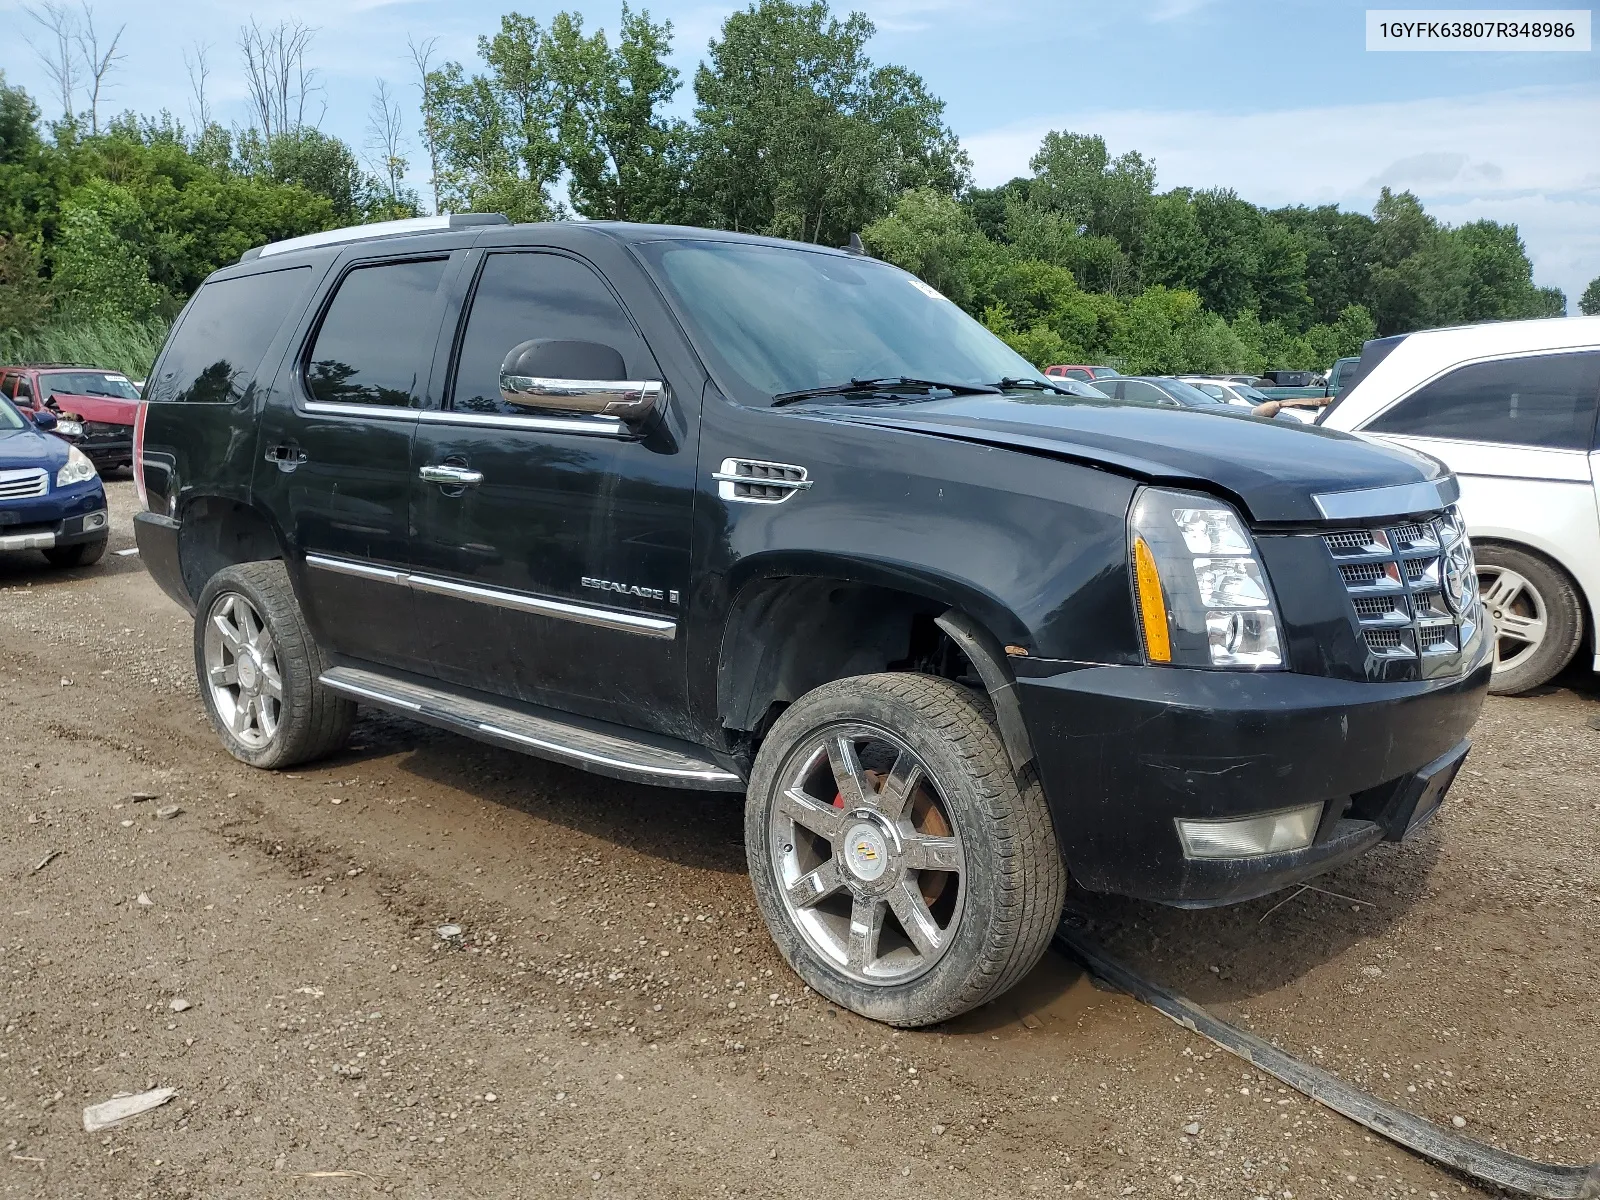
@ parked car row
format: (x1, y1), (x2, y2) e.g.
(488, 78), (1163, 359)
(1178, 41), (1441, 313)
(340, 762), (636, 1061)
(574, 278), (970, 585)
(0, 388), (110, 568)
(0, 363), (140, 473)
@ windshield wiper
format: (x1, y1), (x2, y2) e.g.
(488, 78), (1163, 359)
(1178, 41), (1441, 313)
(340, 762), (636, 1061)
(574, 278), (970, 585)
(770, 376), (1001, 407)
(993, 376), (1073, 395)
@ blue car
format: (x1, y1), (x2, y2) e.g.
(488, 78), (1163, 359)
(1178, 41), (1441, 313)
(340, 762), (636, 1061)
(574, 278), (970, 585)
(0, 392), (109, 567)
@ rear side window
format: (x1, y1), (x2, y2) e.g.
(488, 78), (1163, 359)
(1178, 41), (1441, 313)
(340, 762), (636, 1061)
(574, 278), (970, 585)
(149, 266), (313, 404)
(306, 258), (447, 408)
(1367, 351), (1600, 450)
(449, 252), (649, 416)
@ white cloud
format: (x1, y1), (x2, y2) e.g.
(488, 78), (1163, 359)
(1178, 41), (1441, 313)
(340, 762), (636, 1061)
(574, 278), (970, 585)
(962, 84), (1600, 305)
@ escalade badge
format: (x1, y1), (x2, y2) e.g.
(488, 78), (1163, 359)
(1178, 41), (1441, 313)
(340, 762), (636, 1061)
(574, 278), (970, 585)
(582, 577), (677, 604)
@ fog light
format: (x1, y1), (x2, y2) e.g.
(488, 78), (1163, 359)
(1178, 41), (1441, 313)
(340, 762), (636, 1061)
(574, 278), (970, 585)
(85, 511), (107, 530)
(1175, 802), (1323, 859)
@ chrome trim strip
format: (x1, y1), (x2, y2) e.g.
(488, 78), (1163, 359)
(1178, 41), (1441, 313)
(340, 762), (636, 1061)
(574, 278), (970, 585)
(320, 676), (424, 711)
(406, 573), (676, 638)
(303, 554), (676, 638)
(477, 722), (741, 783)
(710, 473), (813, 490)
(305, 554), (407, 584)
(1312, 478), (1458, 521)
(417, 409), (626, 437)
(302, 400), (421, 421)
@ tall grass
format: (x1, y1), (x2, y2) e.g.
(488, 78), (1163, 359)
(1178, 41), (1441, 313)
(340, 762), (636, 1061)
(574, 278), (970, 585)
(0, 317), (171, 380)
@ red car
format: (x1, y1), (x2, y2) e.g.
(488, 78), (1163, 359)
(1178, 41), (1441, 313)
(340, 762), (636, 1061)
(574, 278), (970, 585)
(0, 364), (140, 473)
(1044, 364), (1121, 383)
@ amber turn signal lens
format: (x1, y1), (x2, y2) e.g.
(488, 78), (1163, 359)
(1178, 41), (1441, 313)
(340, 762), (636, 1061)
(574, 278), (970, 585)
(1133, 536), (1172, 663)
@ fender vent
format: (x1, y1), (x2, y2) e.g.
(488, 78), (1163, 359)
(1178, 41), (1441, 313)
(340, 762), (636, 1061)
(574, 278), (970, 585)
(713, 458), (813, 505)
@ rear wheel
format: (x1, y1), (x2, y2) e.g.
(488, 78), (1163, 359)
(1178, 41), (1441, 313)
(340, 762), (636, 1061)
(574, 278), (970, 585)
(193, 561), (354, 769)
(745, 673), (1066, 1027)
(1476, 544), (1583, 695)
(42, 538), (107, 568)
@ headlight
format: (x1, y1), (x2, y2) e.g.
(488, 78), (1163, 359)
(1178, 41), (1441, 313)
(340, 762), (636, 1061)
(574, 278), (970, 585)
(55, 446), (99, 488)
(56, 419), (84, 437)
(1130, 487), (1284, 669)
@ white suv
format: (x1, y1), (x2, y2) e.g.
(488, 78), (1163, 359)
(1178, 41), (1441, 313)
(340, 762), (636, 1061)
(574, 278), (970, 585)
(1318, 316), (1600, 694)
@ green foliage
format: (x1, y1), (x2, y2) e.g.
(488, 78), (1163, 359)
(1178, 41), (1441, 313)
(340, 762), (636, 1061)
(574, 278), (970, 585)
(0, 10), (1568, 380)
(423, 13), (565, 221)
(1580, 277), (1600, 317)
(0, 316), (168, 378)
(52, 178), (164, 321)
(545, 5), (693, 221)
(689, 0), (968, 244)
(0, 236), (51, 335)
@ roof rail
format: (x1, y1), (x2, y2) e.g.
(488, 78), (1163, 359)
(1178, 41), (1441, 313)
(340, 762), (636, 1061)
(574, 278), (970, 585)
(240, 213), (511, 263)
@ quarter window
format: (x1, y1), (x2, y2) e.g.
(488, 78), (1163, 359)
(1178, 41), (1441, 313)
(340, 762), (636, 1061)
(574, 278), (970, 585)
(450, 252), (649, 415)
(149, 267), (313, 404)
(1367, 351), (1600, 450)
(306, 258), (448, 408)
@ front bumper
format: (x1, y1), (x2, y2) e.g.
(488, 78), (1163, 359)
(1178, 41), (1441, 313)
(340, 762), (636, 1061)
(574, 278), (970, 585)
(1017, 643), (1491, 906)
(0, 483), (109, 553)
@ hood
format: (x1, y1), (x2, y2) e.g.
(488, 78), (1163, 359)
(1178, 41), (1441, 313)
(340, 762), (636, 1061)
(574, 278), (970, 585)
(797, 394), (1453, 524)
(45, 390), (138, 425)
(0, 422), (70, 473)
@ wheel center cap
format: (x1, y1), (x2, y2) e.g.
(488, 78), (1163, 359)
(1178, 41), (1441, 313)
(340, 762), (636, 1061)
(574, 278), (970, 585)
(843, 821), (891, 882)
(236, 651), (260, 691)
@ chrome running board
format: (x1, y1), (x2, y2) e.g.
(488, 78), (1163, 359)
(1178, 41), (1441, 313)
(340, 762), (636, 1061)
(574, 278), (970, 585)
(319, 665), (744, 791)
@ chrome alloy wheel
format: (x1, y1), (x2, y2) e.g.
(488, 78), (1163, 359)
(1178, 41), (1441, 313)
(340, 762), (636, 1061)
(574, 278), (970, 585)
(203, 591), (283, 749)
(769, 725), (965, 985)
(1478, 564), (1547, 675)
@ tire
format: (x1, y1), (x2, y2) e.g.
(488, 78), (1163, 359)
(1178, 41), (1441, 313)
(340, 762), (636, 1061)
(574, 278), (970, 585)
(1476, 544), (1584, 696)
(43, 538), (108, 568)
(193, 561), (355, 769)
(745, 673), (1067, 1027)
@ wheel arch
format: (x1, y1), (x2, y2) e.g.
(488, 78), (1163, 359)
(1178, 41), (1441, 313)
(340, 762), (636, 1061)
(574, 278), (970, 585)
(176, 494), (290, 605)
(714, 556), (1037, 770)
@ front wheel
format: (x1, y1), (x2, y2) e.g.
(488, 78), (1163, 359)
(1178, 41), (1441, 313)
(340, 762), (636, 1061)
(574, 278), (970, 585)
(193, 561), (355, 769)
(43, 538), (107, 568)
(745, 673), (1066, 1027)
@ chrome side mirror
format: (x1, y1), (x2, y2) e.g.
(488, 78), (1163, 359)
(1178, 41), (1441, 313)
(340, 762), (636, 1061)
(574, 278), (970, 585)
(498, 339), (663, 424)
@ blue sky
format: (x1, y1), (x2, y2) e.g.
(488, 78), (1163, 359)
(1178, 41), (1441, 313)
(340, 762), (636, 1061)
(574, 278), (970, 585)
(3, 0), (1597, 303)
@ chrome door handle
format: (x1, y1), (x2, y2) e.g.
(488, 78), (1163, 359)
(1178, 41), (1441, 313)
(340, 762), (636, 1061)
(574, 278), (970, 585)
(419, 464), (484, 486)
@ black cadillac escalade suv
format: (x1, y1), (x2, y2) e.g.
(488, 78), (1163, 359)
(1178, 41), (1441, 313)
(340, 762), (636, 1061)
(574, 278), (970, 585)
(133, 214), (1491, 1026)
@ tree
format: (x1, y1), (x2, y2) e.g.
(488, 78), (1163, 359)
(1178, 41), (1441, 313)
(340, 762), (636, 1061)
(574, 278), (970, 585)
(51, 177), (163, 321)
(75, 3), (125, 136)
(1580, 277), (1600, 316)
(237, 127), (375, 225)
(423, 13), (563, 221)
(690, 0), (968, 245)
(407, 35), (441, 214)
(184, 41), (213, 133)
(1027, 131), (1155, 256)
(365, 80), (409, 210)
(0, 236), (52, 336)
(544, 6), (692, 222)
(1367, 188), (1467, 334)
(22, 1), (79, 122)
(239, 19), (320, 140)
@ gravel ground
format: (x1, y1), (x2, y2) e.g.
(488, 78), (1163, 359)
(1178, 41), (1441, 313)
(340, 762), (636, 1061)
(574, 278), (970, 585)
(1, 479), (1596, 1199)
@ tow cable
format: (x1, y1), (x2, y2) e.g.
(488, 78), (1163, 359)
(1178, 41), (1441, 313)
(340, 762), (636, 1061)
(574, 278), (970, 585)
(1054, 922), (1600, 1200)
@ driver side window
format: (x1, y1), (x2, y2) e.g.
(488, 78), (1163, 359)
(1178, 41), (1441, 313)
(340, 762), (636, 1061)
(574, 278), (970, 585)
(450, 252), (652, 417)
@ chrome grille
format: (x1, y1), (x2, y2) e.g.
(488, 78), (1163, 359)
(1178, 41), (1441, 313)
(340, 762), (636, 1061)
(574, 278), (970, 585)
(1324, 506), (1478, 662)
(0, 468), (49, 499)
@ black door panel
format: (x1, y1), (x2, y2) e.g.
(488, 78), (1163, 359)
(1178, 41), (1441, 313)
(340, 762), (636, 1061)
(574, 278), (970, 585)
(253, 255), (454, 672)
(409, 250), (697, 735)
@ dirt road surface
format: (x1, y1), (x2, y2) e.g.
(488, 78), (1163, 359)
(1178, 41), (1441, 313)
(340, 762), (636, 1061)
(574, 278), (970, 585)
(2, 481), (1597, 1199)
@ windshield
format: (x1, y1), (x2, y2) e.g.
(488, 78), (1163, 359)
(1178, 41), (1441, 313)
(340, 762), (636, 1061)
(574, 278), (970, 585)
(0, 395), (26, 432)
(1234, 384), (1271, 402)
(638, 240), (1042, 403)
(40, 371), (140, 400)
